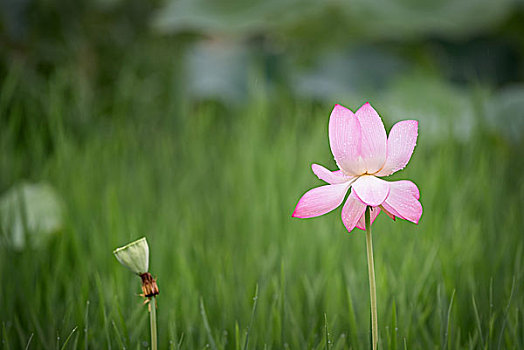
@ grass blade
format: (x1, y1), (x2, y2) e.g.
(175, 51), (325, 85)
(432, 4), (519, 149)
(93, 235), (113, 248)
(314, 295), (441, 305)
(324, 313), (330, 350)
(60, 327), (78, 350)
(200, 298), (217, 350)
(497, 277), (516, 350)
(24, 333), (34, 350)
(243, 283), (259, 350)
(442, 289), (455, 350)
(471, 295), (485, 349)
(84, 300), (90, 350)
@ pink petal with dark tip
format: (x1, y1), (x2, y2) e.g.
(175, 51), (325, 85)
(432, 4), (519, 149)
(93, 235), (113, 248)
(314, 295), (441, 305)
(380, 205), (396, 220)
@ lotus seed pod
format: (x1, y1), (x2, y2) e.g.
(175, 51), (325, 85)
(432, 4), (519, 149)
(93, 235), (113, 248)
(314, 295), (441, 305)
(113, 237), (149, 275)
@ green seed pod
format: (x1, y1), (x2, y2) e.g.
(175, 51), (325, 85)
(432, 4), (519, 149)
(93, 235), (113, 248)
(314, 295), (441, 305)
(113, 237), (149, 275)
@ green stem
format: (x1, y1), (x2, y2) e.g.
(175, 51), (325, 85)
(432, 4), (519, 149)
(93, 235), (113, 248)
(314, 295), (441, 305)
(149, 297), (158, 350)
(365, 207), (378, 350)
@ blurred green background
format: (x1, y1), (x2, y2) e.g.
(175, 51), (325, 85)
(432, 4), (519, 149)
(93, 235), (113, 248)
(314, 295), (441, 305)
(1, 0), (523, 349)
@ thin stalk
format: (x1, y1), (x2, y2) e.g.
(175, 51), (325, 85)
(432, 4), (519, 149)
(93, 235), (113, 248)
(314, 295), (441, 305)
(365, 207), (378, 350)
(149, 297), (158, 350)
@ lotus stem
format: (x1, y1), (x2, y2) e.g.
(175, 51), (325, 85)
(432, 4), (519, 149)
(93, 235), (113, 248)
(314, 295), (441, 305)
(149, 296), (158, 350)
(365, 206), (378, 350)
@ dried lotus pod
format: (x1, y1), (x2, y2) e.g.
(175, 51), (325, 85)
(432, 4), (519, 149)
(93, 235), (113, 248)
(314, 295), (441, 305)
(113, 237), (149, 275)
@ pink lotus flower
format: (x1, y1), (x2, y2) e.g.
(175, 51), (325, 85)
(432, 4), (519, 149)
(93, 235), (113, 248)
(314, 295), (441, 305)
(292, 102), (422, 232)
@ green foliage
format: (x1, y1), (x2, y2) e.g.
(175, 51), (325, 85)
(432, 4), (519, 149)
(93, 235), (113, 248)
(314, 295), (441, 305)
(153, 0), (517, 41)
(0, 60), (523, 349)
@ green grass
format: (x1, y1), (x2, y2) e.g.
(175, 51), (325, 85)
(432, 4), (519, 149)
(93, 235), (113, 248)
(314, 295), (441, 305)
(1, 61), (523, 349)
